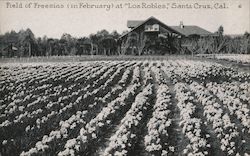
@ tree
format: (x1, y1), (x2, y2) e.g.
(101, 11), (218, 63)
(99, 37), (117, 55)
(76, 37), (89, 55)
(242, 31), (250, 54)
(60, 33), (76, 55)
(89, 29), (118, 55)
(96, 29), (109, 38)
(89, 34), (101, 55)
(123, 32), (138, 55)
(243, 31), (250, 38)
(18, 28), (37, 57)
(41, 35), (48, 56)
(110, 30), (120, 40)
(210, 26), (227, 54)
(218, 25), (224, 36)
(47, 38), (55, 56)
(36, 37), (43, 56)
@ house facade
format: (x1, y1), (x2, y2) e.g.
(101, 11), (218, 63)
(118, 16), (213, 55)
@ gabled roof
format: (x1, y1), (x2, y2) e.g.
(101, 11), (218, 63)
(120, 16), (184, 39)
(123, 16), (212, 38)
(170, 25), (212, 36)
(127, 20), (144, 28)
(3, 45), (18, 51)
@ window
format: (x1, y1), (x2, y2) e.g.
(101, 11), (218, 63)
(145, 24), (159, 32)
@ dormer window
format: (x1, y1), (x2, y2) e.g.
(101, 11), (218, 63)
(145, 24), (159, 32)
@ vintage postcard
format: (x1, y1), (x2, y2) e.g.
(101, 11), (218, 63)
(0, 0), (250, 155)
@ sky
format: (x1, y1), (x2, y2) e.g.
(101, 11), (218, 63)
(0, 0), (249, 38)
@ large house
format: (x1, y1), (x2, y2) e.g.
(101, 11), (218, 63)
(118, 16), (213, 55)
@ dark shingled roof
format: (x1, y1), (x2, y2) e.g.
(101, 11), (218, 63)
(121, 17), (183, 39)
(126, 17), (212, 37)
(170, 25), (212, 36)
(127, 20), (144, 28)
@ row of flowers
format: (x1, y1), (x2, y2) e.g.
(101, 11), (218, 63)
(55, 62), (99, 82)
(215, 54), (250, 64)
(151, 65), (167, 85)
(1, 60), (249, 155)
(144, 84), (172, 155)
(104, 83), (154, 156)
(163, 60), (250, 84)
(0, 62), (98, 121)
(1, 66), (95, 128)
(20, 110), (88, 156)
(29, 62), (125, 127)
(206, 82), (250, 133)
(161, 65), (179, 84)
(0, 61), (119, 127)
(99, 64), (136, 104)
(1, 62), (128, 155)
(117, 64), (135, 87)
(20, 62), (136, 156)
(189, 82), (243, 155)
(174, 83), (210, 156)
(0, 63), (88, 107)
(57, 65), (143, 155)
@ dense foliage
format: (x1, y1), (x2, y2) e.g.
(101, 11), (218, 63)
(0, 29), (121, 57)
(0, 27), (249, 57)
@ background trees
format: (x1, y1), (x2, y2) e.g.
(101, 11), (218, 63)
(0, 29), (120, 57)
(122, 32), (139, 55)
(18, 28), (38, 57)
(181, 26), (250, 55)
(0, 27), (249, 57)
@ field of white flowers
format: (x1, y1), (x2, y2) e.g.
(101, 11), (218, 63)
(197, 54), (250, 64)
(215, 54), (250, 64)
(0, 59), (249, 156)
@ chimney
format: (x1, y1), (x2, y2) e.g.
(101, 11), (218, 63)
(180, 21), (184, 29)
